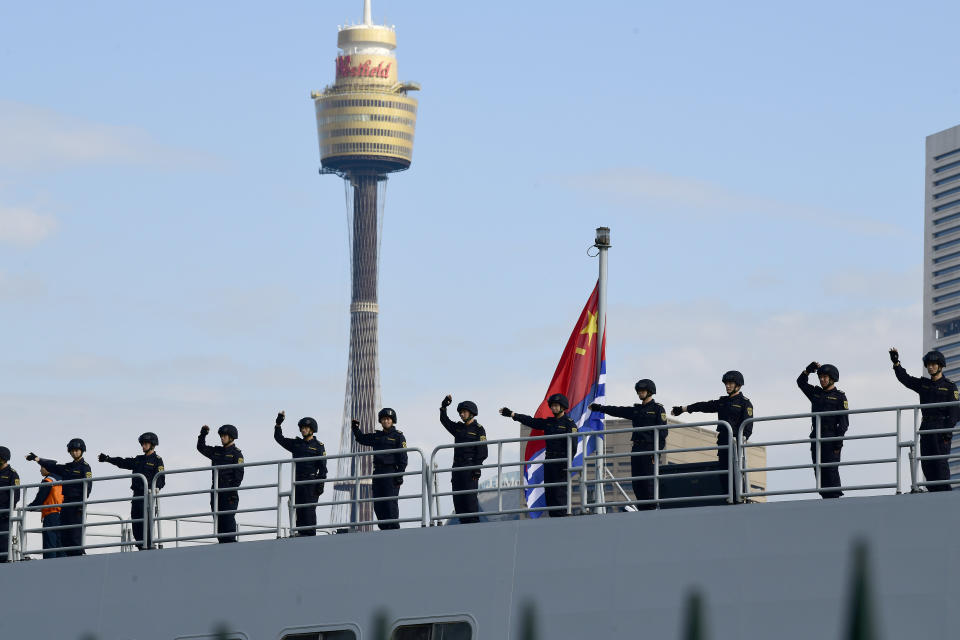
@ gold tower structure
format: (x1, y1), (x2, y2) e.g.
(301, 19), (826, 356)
(311, 0), (419, 529)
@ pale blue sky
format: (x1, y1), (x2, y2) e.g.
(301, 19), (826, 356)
(1, 1), (957, 488)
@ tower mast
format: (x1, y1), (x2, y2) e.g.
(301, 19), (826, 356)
(312, 0), (420, 529)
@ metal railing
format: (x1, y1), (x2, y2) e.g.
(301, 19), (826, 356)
(287, 447), (429, 533)
(428, 421), (735, 524)
(5, 402), (960, 561)
(151, 447), (428, 547)
(4, 473), (148, 560)
(736, 400), (960, 500)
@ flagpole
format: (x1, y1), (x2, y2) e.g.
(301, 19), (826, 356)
(594, 227), (611, 515)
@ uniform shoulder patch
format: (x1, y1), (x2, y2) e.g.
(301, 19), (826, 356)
(401, 441), (407, 448)
(14, 478), (20, 485)
(843, 401), (849, 409)
(747, 407), (753, 417)
(660, 412), (667, 421)
(480, 435), (487, 441)
(85, 472), (92, 478)
(237, 457), (244, 464)
(955, 391), (959, 400)
(158, 466), (164, 471)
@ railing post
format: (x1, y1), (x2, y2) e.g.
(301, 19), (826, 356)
(911, 408), (921, 492)
(496, 443), (503, 514)
(213, 471), (220, 541)
(815, 415), (822, 494)
(279, 463), (287, 539)
(421, 451), (429, 528)
(579, 436), (588, 512)
(895, 409), (902, 494)
(654, 426), (661, 507)
(725, 422), (734, 505)
(81, 476), (88, 553)
(4, 488), (12, 561)
(566, 435), (573, 516)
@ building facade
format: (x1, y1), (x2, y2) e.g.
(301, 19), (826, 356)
(923, 124), (960, 478)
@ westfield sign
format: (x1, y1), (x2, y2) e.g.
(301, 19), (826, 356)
(336, 55), (392, 79)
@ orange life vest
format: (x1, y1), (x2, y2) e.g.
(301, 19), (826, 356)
(41, 476), (63, 518)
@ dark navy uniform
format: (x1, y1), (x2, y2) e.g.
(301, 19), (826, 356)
(0, 464), (20, 562)
(510, 413), (578, 517)
(894, 364), (958, 492)
(102, 452), (165, 548)
(196, 435), (244, 543)
(686, 394), (754, 496)
(38, 457), (91, 555)
(796, 374), (849, 498)
(593, 403), (667, 510)
(274, 426), (328, 536)
(440, 407), (488, 524)
(352, 424), (408, 530)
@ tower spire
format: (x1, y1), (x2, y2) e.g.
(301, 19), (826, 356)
(363, 0), (372, 25)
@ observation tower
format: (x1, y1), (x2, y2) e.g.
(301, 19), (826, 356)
(311, 0), (419, 528)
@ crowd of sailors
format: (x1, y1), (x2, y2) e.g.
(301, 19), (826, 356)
(1, 348), (957, 560)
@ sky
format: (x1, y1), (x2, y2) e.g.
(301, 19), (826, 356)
(1, 1), (959, 526)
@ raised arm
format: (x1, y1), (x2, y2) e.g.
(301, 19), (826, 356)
(796, 362), (820, 401)
(273, 411), (296, 452)
(589, 404), (636, 420)
(685, 399), (721, 414)
(351, 419), (376, 447)
(98, 454), (134, 470)
(196, 426), (214, 459)
(439, 403), (460, 438)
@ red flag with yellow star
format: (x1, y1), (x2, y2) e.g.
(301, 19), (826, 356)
(523, 281), (606, 515)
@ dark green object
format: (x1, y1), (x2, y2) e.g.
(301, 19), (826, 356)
(519, 600), (538, 640)
(682, 589), (706, 640)
(844, 540), (877, 640)
(373, 609), (390, 640)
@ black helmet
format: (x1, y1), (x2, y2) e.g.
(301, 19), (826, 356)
(547, 393), (569, 410)
(297, 417), (318, 433)
(378, 408), (398, 424)
(722, 371), (745, 387)
(817, 364), (840, 382)
(138, 432), (159, 447)
(456, 401), (479, 417)
(923, 350), (947, 368)
(67, 438), (86, 453)
(217, 424), (239, 439)
(0, 446), (9, 462)
(634, 379), (657, 395)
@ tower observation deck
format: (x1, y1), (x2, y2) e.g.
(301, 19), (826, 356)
(311, 0), (419, 529)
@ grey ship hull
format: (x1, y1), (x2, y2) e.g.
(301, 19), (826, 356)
(1, 492), (956, 639)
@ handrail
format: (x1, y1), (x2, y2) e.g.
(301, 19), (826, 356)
(428, 420), (735, 524)
(736, 400), (960, 498)
(5, 401), (959, 561)
(7, 473), (149, 559)
(151, 447), (428, 546)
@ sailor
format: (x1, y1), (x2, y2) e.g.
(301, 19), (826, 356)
(0, 447), (20, 562)
(197, 425), (244, 543)
(500, 393), (578, 517)
(26, 439), (92, 556)
(671, 371), (753, 498)
(98, 432), (166, 549)
(274, 411), (328, 536)
(890, 348), (958, 491)
(439, 395), (488, 524)
(591, 380), (667, 510)
(26, 463), (64, 559)
(796, 362), (848, 498)
(351, 409), (408, 530)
